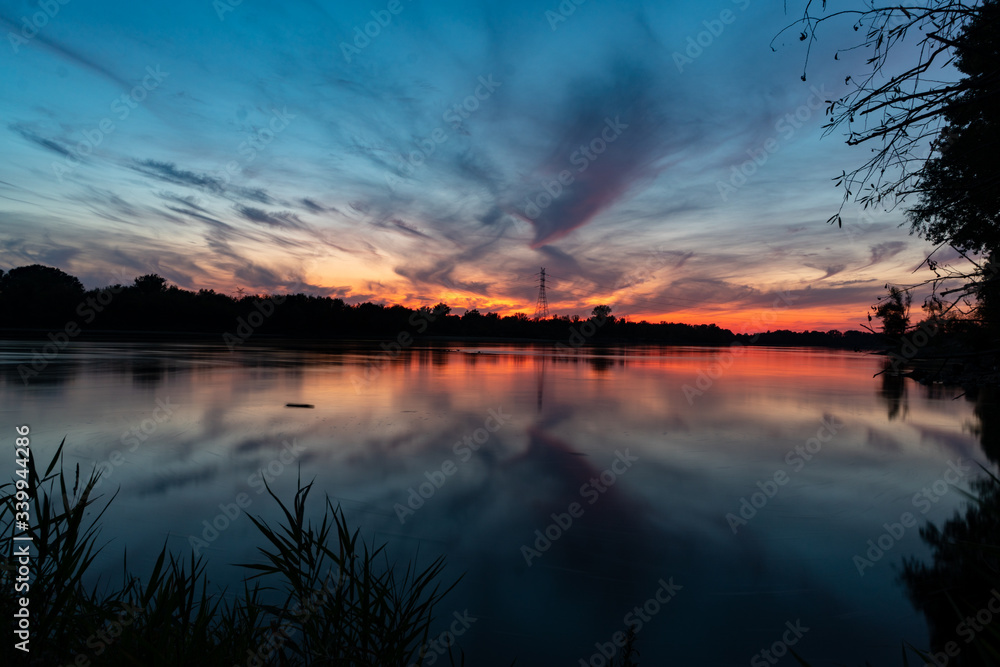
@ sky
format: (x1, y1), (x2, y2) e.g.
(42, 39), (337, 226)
(0, 0), (957, 331)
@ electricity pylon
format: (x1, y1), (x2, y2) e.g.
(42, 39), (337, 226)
(534, 267), (549, 321)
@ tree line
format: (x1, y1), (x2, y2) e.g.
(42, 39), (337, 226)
(0, 264), (877, 348)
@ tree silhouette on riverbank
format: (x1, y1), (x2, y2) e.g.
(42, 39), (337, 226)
(0, 264), (878, 348)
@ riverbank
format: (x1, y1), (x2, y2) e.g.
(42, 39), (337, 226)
(0, 327), (883, 350)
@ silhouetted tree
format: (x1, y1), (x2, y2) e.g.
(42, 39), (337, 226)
(901, 472), (1000, 665)
(779, 1), (989, 218)
(878, 359), (908, 420)
(0, 264), (85, 326)
(781, 2), (1000, 344)
(966, 385), (1000, 465)
(906, 1), (1000, 326)
(133, 274), (168, 294)
(873, 285), (911, 341)
(591, 304), (612, 321)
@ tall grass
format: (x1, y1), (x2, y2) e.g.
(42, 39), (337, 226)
(1, 441), (463, 666)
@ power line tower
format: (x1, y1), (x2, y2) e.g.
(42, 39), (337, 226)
(534, 267), (549, 321)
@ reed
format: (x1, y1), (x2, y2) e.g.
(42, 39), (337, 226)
(1, 440), (464, 666)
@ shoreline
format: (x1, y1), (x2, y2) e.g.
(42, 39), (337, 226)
(0, 328), (882, 351)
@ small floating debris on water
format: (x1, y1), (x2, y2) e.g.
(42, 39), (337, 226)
(285, 403), (315, 409)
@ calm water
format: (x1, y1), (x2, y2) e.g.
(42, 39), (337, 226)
(2, 340), (994, 665)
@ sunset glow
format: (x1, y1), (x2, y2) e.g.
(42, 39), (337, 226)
(0, 1), (945, 330)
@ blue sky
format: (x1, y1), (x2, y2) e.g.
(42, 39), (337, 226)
(0, 0), (948, 329)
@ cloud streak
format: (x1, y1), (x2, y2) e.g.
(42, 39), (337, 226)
(0, 0), (946, 329)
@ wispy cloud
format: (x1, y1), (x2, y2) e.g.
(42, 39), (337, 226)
(0, 0), (945, 328)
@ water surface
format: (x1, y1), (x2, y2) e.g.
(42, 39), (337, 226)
(2, 340), (993, 665)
